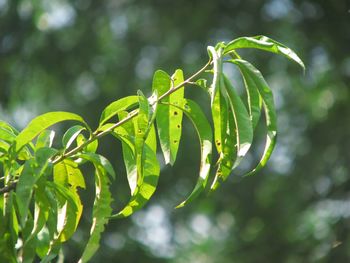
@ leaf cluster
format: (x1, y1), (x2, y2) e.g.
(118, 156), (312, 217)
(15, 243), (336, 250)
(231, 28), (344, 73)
(0, 36), (303, 262)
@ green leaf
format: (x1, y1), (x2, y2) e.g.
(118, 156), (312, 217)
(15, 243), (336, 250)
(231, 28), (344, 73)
(117, 112), (137, 195)
(223, 35), (305, 70)
(0, 127), (16, 143)
(210, 114), (237, 191)
(153, 69), (184, 165)
(195, 79), (208, 91)
(111, 106), (159, 218)
(111, 140), (160, 218)
(24, 181), (50, 244)
(99, 95), (139, 126)
(49, 181), (82, 242)
(78, 153), (116, 180)
(207, 46), (228, 154)
(223, 74), (253, 167)
(35, 130), (55, 150)
(225, 61), (263, 130)
(134, 90), (151, 182)
(54, 160), (86, 189)
(16, 148), (57, 226)
(15, 111), (87, 152)
(78, 162), (112, 263)
(232, 59), (277, 176)
(169, 99), (212, 208)
(62, 125), (86, 149)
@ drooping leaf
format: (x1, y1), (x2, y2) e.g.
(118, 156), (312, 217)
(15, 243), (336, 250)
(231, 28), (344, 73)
(24, 180), (50, 244)
(223, 35), (305, 70)
(99, 95), (139, 126)
(225, 60), (263, 130)
(111, 98), (160, 218)
(49, 181), (82, 242)
(35, 130), (55, 150)
(134, 90), (151, 182)
(223, 74), (253, 167)
(210, 114), (237, 191)
(167, 99), (212, 208)
(117, 112), (137, 195)
(15, 112), (87, 152)
(62, 125), (86, 149)
(111, 139), (160, 218)
(232, 59), (277, 176)
(207, 46), (228, 154)
(78, 161), (112, 263)
(0, 126), (16, 143)
(16, 148), (57, 226)
(78, 153), (116, 180)
(153, 69), (184, 165)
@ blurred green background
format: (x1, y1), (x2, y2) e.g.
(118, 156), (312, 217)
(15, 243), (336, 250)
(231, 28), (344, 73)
(1, 0), (349, 262)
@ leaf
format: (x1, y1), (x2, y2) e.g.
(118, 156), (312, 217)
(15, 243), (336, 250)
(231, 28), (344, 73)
(223, 35), (305, 70)
(16, 148), (57, 227)
(49, 182), (82, 242)
(117, 112), (137, 195)
(111, 139), (160, 218)
(24, 181), (50, 244)
(62, 125), (86, 149)
(111, 100), (160, 218)
(168, 99), (212, 208)
(78, 153), (116, 180)
(0, 126), (16, 143)
(195, 79), (208, 91)
(15, 111), (87, 152)
(207, 46), (228, 154)
(78, 162), (112, 263)
(210, 114), (237, 191)
(54, 160), (86, 189)
(99, 96), (139, 126)
(153, 69), (184, 165)
(232, 59), (277, 176)
(223, 74), (253, 166)
(134, 90), (151, 182)
(35, 130), (55, 150)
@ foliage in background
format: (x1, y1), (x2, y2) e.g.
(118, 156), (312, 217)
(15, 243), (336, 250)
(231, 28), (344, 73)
(0, 36), (303, 262)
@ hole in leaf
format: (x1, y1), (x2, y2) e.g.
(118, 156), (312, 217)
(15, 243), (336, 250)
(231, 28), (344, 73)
(174, 111), (178, 116)
(177, 124), (181, 128)
(173, 140), (178, 143)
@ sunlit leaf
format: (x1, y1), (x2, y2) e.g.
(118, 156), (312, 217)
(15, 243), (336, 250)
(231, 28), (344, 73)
(62, 125), (86, 149)
(99, 96), (139, 126)
(117, 112), (137, 195)
(35, 130), (55, 150)
(232, 59), (277, 176)
(111, 139), (160, 218)
(16, 148), (57, 226)
(224, 35), (305, 70)
(78, 152), (116, 180)
(49, 182), (82, 242)
(0, 127), (16, 143)
(111, 100), (160, 218)
(15, 112), (87, 152)
(210, 114), (237, 191)
(223, 74), (253, 166)
(78, 162), (112, 263)
(153, 69), (184, 165)
(207, 46), (228, 153)
(169, 99), (212, 208)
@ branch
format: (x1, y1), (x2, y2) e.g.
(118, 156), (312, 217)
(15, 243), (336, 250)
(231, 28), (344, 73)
(0, 182), (17, 195)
